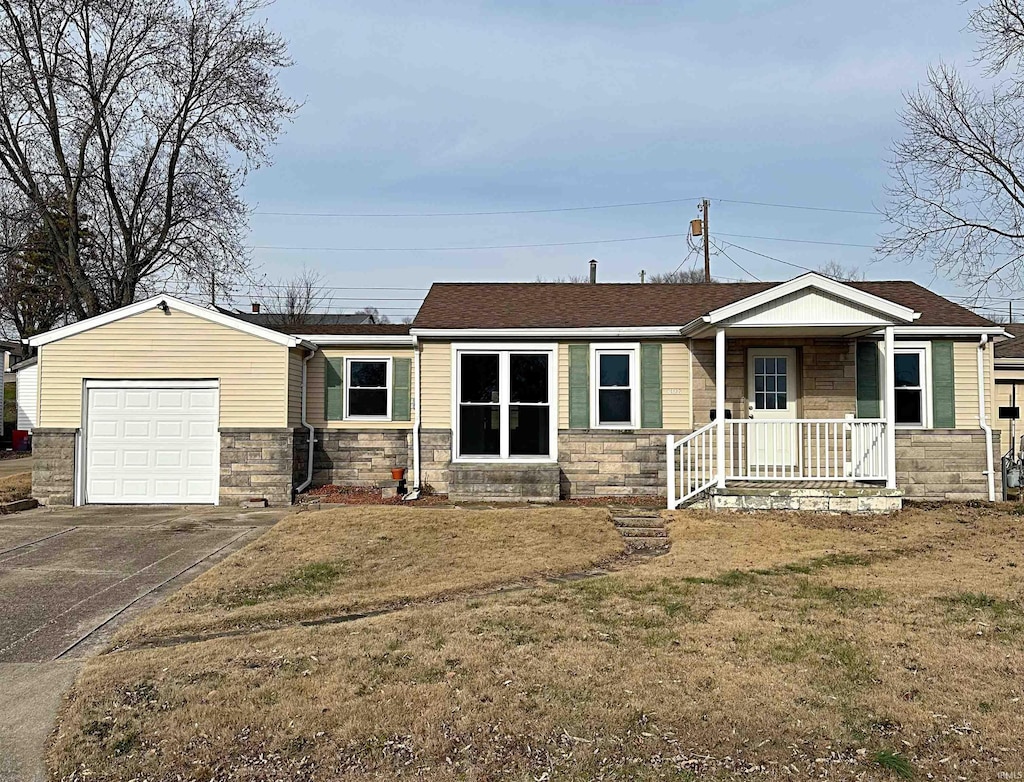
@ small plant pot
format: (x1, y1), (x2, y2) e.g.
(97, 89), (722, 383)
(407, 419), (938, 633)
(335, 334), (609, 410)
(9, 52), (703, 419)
(391, 468), (406, 481)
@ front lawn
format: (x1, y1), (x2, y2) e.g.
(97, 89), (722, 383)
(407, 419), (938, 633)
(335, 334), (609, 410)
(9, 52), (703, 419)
(51, 504), (1024, 780)
(0, 470), (31, 504)
(112, 505), (623, 647)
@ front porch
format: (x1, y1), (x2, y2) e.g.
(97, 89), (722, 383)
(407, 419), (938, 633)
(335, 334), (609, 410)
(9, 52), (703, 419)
(667, 278), (933, 510)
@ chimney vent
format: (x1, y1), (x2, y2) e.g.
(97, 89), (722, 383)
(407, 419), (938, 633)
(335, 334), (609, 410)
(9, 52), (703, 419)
(589, 259), (598, 284)
(251, 302), (261, 314)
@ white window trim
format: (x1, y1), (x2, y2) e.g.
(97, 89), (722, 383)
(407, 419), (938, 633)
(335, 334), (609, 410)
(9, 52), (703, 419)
(590, 342), (641, 429)
(450, 342), (558, 463)
(892, 341), (932, 429)
(343, 356), (393, 422)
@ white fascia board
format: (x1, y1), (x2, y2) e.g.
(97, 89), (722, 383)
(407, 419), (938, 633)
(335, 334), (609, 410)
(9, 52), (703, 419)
(410, 326), (684, 338)
(863, 325), (1008, 337)
(996, 357), (1024, 367)
(296, 334), (416, 346)
(703, 272), (920, 325)
(27, 295), (301, 348)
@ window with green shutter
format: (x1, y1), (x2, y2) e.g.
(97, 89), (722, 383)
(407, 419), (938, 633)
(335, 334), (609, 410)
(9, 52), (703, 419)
(931, 340), (955, 428)
(324, 356), (343, 421)
(856, 341), (880, 418)
(392, 357), (412, 421)
(568, 344), (590, 429)
(640, 343), (663, 429)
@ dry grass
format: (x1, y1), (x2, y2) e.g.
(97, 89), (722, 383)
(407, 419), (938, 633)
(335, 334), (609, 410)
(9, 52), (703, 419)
(112, 506), (623, 647)
(51, 504), (1024, 781)
(0, 471), (31, 505)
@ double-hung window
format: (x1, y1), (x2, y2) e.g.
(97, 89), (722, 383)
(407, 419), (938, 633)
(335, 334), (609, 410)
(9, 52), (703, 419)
(591, 345), (639, 428)
(455, 346), (556, 460)
(345, 358), (391, 420)
(893, 346), (929, 427)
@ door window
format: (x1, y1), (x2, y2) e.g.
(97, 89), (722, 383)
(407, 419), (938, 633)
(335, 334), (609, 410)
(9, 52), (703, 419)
(753, 356), (788, 411)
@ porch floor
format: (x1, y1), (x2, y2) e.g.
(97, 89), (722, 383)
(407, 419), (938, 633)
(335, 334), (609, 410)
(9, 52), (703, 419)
(722, 481), (892, 492)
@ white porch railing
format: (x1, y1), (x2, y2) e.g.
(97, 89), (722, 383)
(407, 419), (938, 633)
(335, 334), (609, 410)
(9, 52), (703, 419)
(667, 418), (888, 509)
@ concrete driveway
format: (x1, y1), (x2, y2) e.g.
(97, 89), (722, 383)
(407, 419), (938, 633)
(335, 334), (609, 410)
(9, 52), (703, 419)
(0, 504), (289, 782)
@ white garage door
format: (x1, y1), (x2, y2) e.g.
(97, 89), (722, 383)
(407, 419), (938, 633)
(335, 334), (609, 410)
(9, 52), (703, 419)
(84, 381), (220, 504)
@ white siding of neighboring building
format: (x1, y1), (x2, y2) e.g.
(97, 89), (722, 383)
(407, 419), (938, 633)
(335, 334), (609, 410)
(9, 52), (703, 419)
(16, 362), (37, 431)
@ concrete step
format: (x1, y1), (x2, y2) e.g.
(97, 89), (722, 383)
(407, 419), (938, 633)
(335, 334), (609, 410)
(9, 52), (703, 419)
(613, 516), (665, 529)
(625, 536), (671, 550)
(617, 526), (668, 538)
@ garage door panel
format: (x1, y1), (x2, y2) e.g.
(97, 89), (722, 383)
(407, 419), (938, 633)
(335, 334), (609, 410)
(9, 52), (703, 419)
(85, 384), (219, 504)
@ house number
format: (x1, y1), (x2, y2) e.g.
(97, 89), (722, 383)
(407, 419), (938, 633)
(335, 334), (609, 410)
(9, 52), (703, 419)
(665, 388), (682, 395)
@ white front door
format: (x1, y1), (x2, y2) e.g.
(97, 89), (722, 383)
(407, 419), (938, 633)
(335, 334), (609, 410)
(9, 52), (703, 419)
(84, 381), (220, 504)
(746, 349), (798, 472)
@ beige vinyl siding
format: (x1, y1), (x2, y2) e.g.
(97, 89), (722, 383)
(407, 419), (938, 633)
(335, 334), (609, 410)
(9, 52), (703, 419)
(953, 340), (994, 429)
(994, 368), (1024, 453)
(419, 340), (451, 429)
(662, 340), (691, 429)
(307, 346), (415, 429)
(558, 340), (690, 430)
(287, 348), (305, 428)
(37, 307), (289, 429)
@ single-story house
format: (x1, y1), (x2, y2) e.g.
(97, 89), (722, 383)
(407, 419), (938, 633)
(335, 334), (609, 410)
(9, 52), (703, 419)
(25, 272), (1006, 510)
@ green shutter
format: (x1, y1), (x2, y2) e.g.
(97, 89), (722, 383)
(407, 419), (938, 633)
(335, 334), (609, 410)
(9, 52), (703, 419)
(568, 344), (590, 429)
(856, 342), (880, 418)
(324, 356), (343, 421)
(932, 340), (956, 429)
(392, 357), (412, 421)
(640, 343), (663, 429)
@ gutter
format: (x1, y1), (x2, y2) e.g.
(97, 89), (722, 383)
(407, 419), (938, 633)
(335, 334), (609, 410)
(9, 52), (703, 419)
(406, 335), (422, 500)
(294, 347), (317, 496)
(979, 334), (996, 502)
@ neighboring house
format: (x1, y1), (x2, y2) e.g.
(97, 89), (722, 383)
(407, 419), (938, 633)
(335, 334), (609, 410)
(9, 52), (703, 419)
(25, 272), (1006, 510)
(13, 355), (37, 432)
(993, 324), (1024, 458)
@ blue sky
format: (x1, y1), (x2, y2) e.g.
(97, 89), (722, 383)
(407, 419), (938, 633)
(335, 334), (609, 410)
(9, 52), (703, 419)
(239, 1), (985, 321)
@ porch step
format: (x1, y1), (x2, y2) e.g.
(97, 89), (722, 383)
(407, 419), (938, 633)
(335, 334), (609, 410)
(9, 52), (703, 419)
(613, 516), (665, 529)
(612, 514), (670, 551)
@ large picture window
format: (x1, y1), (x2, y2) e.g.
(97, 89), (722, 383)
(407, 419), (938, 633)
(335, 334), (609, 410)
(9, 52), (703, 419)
(455, 346), (556, 460)
(591, 345), (639, 428)
(345, 358), (391, 419)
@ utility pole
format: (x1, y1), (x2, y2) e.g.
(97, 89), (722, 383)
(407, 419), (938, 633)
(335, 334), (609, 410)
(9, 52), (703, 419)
(701, 198), (711, 283)
(639, 269), (646, 283)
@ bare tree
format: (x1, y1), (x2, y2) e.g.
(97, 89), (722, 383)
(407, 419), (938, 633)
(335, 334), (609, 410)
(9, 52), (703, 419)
(0, 0), (297, 321)
(816, 261), (865, 282)
(260, 266), (327, 329)
(359, 306), (389, 324)
(648, 268), (717, 283)
(880, 0), (1024, 292)
(534, 274), (589, 283)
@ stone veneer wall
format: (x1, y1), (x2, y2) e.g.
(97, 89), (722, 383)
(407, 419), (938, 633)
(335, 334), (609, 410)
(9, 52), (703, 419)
(557, 430), (666, 498)
(32, 428), (77, 506)
(691, 337), (857, 425)
(419, 429), (452, 494)
(311, 429), (412, 488)
(219, 428), (294, 507)
(293, 427), (311, 487)
(896, 429), (1000, 500)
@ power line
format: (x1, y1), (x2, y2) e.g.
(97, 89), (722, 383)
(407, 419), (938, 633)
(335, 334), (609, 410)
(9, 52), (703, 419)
(720, 240), (818, 274)
(253, 195), (880, 219)
(247, 229), (876, 253)
(254, 197), (704, 218)
(718, 198), (878, 216)
(715, 243), (762, 282)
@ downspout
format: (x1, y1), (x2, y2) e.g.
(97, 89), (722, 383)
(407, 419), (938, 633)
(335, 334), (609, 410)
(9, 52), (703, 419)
(405, 334), (422, 500)
(295, 347), (316, 495)
(978, 334), (996, 502)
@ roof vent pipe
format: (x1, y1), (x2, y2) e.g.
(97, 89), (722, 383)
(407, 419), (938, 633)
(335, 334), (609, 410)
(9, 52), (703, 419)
(251, 302), (261, 314)
(589, 259), (597, 284)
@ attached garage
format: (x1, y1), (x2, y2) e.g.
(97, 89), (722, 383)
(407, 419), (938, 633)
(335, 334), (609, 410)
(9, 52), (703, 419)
(27, 295), (312, 507)
(84, 381), (220, 504)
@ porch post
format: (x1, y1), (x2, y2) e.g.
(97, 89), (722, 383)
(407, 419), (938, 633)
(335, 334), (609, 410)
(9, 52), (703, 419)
(716, 327), (726, 488)
(884, 326), (897, 489)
